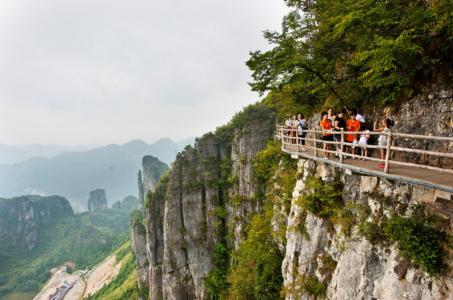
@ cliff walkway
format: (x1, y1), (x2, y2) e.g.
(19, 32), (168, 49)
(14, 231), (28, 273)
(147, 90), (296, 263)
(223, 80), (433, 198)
(276, 126), (453, 195)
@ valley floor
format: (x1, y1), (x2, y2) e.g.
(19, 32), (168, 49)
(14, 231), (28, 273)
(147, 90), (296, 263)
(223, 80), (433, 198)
(33, 255), (121, 300)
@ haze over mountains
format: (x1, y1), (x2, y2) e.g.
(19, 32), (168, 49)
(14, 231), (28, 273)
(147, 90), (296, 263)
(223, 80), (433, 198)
(0, 137), (194, 211)
(0, 144), (100, 164)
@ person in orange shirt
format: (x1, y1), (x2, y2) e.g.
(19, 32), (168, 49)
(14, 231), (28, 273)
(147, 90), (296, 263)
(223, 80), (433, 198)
(320, 112), (333, 159)
(346, 113), (361, 158)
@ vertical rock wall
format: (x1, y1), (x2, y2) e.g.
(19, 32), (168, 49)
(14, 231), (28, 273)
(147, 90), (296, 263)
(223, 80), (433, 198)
(131, 216), (149, 291)
(138, 104), (275, 299)
(282, 159), (452, 300)
(138, 170), (145, 206)
(87, 189), (108, 212)
(0, 196), (73, 251)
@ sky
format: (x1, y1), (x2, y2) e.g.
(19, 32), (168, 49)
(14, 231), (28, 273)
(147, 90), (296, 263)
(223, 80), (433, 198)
(0, 0), (288, 146)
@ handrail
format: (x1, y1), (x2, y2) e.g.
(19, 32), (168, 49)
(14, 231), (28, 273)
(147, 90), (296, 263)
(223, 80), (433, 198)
(275, 124), (453, 175)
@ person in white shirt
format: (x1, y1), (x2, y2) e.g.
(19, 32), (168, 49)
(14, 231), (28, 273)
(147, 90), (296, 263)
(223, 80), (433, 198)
(350, 108), (365, 123)
(374, 118), (394, 169)
(297, 113), (308, 147)
(358, 130), (370, 159)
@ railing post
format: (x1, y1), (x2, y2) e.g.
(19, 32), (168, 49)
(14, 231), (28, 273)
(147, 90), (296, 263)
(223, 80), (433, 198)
(315, 128), (319, 157)
(384, 129), (392, 173)
(340, 129), (344, 163)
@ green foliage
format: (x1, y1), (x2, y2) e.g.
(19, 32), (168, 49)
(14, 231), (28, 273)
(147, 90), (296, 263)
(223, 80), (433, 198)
(303, 275), (327, 297)
(87, 244), (146, 300)
(358, 220), (385, 245)
(205, 243), (230, 299)
(145, 172), (169, 209)
(284, 274), (327, 298)
(0, 208), (130, 298)
(248, 0), (453, 109)
(227, 209), (284, 300)
(215, 207), (228, 219)
(229, 194), (248, 208)
(382, 208), (447, 276)
(298, 176), (344, 219)
(252, 141), (297, 211)
(358, 205), (449, 276)
(252, 141), (283, 186)
(297, 175), (357, 236)
(318, 254), (337, 282)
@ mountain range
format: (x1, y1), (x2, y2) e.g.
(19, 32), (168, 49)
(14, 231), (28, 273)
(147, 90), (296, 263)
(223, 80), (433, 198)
(0, 137), (194, 211)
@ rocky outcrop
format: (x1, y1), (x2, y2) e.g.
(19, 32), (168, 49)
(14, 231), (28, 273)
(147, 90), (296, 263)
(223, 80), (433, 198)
(0, 195), (73, 251)
(138, 170), (145, 206)
(131, 213), (149, 291)
(227, 112), (275, 248)
(145, 175), (168, 300)
(390, 86), (453, 168)
(142, 156), (169, 198)
(138, 104), (275, 299)
(282, 159), (453, 300)
(87, 189), (108, 212)
(132, 91), (452, 299)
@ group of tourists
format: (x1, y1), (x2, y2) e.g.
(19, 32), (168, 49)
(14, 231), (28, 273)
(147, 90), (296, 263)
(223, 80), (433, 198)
(284, 108), (394, 169)
(285, 113), (308, 146)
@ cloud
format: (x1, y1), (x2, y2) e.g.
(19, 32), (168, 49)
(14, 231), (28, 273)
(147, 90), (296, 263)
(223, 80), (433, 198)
(0, 0), (288, 145)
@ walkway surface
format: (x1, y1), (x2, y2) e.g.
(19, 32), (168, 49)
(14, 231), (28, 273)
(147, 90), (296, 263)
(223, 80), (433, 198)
(282, 144), (453, 194)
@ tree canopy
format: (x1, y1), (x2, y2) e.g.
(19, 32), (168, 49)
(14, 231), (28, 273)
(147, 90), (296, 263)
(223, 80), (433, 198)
(248, 0), (453, 114)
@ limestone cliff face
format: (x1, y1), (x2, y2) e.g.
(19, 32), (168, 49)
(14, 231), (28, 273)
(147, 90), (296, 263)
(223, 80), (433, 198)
(132, 92), (452, 299)
(130, 155), (169, 297)
(227, 115), (275, 248)
(87, 189), (108, 212)
(280, 88), (453, 300)
(282, 159), (452, 300)
(138, 170), (145, 206)
(137, 104), (275, 299)
(131, 214), (149, 292)
(142, 155), (169, 197)
(0, 195), (73, 251)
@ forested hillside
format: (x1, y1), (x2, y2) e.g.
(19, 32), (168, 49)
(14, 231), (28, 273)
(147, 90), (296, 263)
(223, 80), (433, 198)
(0, 196), (132, 300)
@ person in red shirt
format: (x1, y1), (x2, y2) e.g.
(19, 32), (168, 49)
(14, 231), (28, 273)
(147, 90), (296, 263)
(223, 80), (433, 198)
(346, 113), (361, 158)
(320, 112), (333, 159)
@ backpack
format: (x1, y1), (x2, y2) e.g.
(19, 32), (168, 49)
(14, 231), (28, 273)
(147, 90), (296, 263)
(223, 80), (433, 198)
(298, 120), (308, 135)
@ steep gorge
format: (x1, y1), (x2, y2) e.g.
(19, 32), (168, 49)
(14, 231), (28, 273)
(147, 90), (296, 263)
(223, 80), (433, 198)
(132, 90), (452, 299)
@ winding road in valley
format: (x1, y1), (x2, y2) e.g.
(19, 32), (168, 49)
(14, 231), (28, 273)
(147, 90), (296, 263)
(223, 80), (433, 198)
(33, 255), (121, 300)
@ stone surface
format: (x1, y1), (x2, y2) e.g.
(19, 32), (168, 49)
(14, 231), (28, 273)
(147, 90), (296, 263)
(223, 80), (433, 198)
(142, 155), (168, 198)
(0, 195), (73, 251)
(131, 218), (149, 291)
(138, 170), (145, 206)
(130, 90), (453, 299)
(136, 104), (275, 299)
(87, 189), (108, 212)
(282, 160), (453, 300)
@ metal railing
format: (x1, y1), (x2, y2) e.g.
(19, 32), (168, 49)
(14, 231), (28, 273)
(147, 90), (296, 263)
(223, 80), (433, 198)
(276, 125), (453, 175)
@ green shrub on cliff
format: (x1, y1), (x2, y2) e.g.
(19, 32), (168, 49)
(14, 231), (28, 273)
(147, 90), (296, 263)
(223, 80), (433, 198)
(359, 205), (449, 276)
(227, 209), (284, 300)
(383, 207), (447, 276)
(252, 141), (283, 186)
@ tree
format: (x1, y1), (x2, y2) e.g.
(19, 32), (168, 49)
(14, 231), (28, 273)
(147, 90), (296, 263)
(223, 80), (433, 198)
(247, 0), (453, 110)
